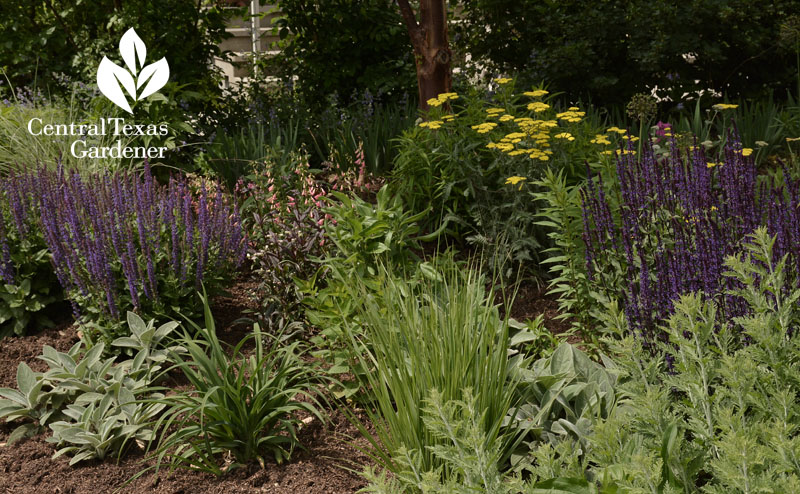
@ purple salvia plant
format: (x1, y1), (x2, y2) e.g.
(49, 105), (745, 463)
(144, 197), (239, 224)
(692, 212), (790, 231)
(0, 165), (246, 324)
(583, 127), (800, 345)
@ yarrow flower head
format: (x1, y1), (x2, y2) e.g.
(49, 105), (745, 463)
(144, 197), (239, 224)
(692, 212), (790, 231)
(495, 77), (513, 85)
(426, 92), (459, 108)
(505, 176), (527, 190)
(528, 149), (551, 161)
(527, 102), (550, 113)
(554, 132), (575, 141)
(523, 89), (549, 98)
(556, 108), (585, 123)
(419, 120), (444, 130)
(712, 103), (739, 111)
(471, 122), (498, 134)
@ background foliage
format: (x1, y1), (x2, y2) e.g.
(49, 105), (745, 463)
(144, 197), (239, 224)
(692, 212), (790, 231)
(265, 0), (416, 109)
(452, 0), (800, 108)
(0, 0), (230, 108)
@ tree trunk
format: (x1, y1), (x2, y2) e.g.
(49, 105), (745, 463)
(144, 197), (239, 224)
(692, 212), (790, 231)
(397, 0), (452, 111)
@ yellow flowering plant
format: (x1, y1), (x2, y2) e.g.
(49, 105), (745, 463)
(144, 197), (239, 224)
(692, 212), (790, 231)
(392, 79), (616, 279)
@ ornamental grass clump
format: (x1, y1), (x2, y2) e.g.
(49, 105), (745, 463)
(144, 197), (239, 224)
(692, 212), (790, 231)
(344, 260), (520, 481)
(582, 129), (800, 345)
(0, 163), (246, 341)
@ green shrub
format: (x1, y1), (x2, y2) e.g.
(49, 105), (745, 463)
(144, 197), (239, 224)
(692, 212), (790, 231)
(266, 0), (416, 109)
(298, 185), (443, 398)
(0, 1), (229, 110)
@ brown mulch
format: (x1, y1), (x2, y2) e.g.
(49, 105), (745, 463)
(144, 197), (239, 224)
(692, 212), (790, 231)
(0, 408), (371, 494)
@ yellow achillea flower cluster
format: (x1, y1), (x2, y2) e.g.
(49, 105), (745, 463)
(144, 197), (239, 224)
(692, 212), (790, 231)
(487, 132), (527, 153)
(505, 175), (527, 190)
(503, 132), (526, 142)
(499, 114), (515, 122)
(742, 148), (753, 157)
(441, 114), (456, 122)
(554, 132), (575, 141)
(622, 135), (640, 142)
(591, 134), (611, 145)
(486, 108), (506, 118)
(707, 161), (722, 168)
(495, 77), (513, 84)
(486, 142), (514, 152)
(523, 90), (549, 98)
(527, 102), (550, 113)
(712, 103), (738, 111)
(607, 126), (627, 134)
(528, 148), (551, 161)
(556, 107), (585, 123)
(419, 120), (444, 129)
(472, 122), (498, 134)
(517, 118), (557, 133)
(426, 92), (459, 107)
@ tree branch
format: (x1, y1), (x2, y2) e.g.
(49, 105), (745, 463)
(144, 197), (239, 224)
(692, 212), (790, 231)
(396, 0), (425, 51)
(396, 0), (418, 30)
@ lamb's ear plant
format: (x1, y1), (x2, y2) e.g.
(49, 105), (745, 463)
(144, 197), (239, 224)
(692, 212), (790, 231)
(146, 293), (323, 476)
(0, 362), (51, 443)
(508, 342), (617, 473)
(110, 312), (183, 362)
(0, 313), (176, 461)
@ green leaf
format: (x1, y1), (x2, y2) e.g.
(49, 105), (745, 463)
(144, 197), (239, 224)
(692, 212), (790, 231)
(7, 423), (37, 445)
(16, 362), (36, 398)
(531, 477), (594, 494)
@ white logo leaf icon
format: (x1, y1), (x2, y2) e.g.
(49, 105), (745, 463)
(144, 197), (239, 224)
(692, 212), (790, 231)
(97, 57), (136, 114)
(137, 58), (169, 99)
(119, 28), (147, 75)
(96, 27), (169, 113)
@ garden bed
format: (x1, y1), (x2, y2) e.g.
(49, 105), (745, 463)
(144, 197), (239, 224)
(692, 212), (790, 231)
(0, 275), (570, 493)
(0, 279), (372, 494)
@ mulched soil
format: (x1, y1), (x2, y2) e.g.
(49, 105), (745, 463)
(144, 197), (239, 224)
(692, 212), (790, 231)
(0, 276), (566, 493)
